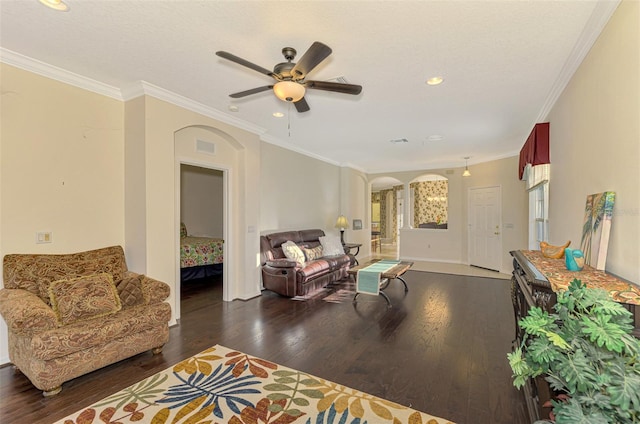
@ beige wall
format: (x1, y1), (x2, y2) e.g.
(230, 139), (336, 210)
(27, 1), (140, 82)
(1, 64), (125, 252)
(369, 167), (464, 264)
(180, 165), (224, 238)
(124, 96), (147, 272)
(0, 64), (125, 363)
(340, 167), (370, 250)
(461, 155), (528, 273)
(260, 142), (342, 236)
(371, 155), (527, 274)
(547, 0), (639, 283)
(134, 97), (263, 310)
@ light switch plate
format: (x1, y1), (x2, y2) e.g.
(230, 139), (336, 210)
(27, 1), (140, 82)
(36, 232), (52, 244)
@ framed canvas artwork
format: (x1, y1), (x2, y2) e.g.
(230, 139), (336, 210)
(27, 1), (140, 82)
(580, 191), (615, 270)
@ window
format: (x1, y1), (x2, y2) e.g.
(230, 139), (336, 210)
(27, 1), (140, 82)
(525, 164), (550, 249)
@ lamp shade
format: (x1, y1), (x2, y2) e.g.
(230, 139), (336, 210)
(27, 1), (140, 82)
(273, 81), (305, 102)
(462, 157), (471, 177)
(335, 215), (348, 229)
(39, 0), (69, 10)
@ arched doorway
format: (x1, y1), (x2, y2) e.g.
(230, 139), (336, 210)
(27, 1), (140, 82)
(174, 125), (240, 318)
(370, 176), (403, 258)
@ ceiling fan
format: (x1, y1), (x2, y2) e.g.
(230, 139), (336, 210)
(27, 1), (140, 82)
(216, 41), (362, 113)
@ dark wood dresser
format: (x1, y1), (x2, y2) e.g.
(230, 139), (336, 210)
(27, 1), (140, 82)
(510, 250), (640, 422)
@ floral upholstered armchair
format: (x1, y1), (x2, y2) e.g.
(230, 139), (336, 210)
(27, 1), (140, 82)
(0, 246), (172, 396)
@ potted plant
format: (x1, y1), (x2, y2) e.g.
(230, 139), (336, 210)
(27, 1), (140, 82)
(508, 279), (640, 423)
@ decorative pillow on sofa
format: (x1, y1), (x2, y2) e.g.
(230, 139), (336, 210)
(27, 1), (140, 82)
(49, 273), (122, 326)
(281, 241), (306, 266)
(319, 235), (344, 256)
(303, 245), (324, 261)
(116, 274), (146, 307)
(180, 222), (188, 238)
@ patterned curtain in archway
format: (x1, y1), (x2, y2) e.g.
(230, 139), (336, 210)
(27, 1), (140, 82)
(410, 181), (448, 226)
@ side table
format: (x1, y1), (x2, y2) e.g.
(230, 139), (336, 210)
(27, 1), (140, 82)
(343, 243), (362, 265)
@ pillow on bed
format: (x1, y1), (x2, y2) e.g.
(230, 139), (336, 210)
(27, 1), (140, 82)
(319, 235), (344, 256)
(281, 241), (306, 266)
(180, 222), (188, 238)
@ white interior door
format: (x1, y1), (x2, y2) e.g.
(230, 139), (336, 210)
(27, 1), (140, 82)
(468, 186), (502, 272)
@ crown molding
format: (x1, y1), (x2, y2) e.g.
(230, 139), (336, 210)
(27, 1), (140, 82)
(0, 48), (341, 167)
(366, 151), (520, 175)
(535, 0), (621, 123)
(259, 133), (341, 167)
(122, 81), (267, 136)
(340, 162), (368, 174)
(0, 48), (123, 100)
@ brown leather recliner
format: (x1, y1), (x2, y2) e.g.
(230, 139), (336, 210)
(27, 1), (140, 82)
(260, 229), (351, 297)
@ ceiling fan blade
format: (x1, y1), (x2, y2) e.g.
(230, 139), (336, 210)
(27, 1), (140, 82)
(294, 97), (310, 113)
(305, 80), (362, 95)
(216, 51), (275, 77)
(290, 42), (332, 79)
(229, 86), (274, 98)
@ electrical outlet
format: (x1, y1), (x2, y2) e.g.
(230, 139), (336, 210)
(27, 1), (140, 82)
(36, 232), (52, 244)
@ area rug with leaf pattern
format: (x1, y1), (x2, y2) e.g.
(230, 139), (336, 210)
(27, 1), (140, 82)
(55, 344), (453, 424)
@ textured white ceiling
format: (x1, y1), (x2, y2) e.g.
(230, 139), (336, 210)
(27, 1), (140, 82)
(0, 0), (619, 173)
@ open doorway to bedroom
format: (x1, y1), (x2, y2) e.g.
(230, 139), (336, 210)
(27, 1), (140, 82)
(179, 164), (225, 312)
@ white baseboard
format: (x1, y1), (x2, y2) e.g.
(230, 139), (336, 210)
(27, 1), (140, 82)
(238, 290), (262, 301)
(400, 256), (463, 264)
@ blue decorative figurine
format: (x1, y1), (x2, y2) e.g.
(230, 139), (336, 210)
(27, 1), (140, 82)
(565, 248), (585, 271)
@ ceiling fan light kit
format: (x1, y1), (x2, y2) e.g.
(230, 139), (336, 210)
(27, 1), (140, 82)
(216, 41), (362, 113)
(273, 81), (305, 103)
(39, 0), (69, 11)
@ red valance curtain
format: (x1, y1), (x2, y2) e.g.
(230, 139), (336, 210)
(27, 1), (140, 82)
(519, 122), (550, 179)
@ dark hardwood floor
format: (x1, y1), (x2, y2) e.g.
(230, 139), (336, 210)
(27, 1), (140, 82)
(0, 271), (528, 424)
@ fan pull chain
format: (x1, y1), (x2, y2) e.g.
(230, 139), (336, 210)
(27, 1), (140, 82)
(288, 103), (292, 137)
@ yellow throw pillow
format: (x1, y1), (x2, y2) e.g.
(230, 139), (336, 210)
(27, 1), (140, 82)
(303, 245), (324, 261)
(49, 273), (122, 326)
(281, 241), (306, 266)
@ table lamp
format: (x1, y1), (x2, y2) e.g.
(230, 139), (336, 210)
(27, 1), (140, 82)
(335, 215), (348, 245)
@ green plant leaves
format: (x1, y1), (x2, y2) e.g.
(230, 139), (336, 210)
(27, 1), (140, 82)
(607, 362), (640, 412)
(519, 307), (557, 336)
(552, 397), (609, 424)
(581, 314), (628, 353)
(553, 348), (599, 393)
(508, 279), (640, 423)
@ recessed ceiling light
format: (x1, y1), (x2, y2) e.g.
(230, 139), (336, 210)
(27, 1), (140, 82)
(427, 135), (445, 142)
(273, 112), (285, 118)
(426, 76), (444, 86)
(228, 105), (239, 112)
(39, 0), (69, 11)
